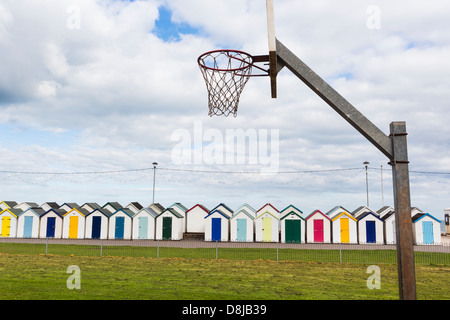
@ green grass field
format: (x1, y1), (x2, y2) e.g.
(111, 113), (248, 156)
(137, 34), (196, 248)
(0, 253), (449, 300)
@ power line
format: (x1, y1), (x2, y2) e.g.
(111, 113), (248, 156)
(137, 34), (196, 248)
(0, 166), (449, 176)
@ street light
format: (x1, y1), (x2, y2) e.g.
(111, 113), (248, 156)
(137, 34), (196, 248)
(152, 162), (158, 204)
(363, 161), (369, 207)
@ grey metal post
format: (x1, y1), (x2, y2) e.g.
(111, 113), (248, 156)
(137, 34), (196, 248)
(390, 122), (416, 300)
(46, 237), (48, 255)
(275, 40), (416, 300)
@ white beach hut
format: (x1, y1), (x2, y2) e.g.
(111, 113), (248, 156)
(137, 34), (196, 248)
(108, 208), (135, 240)
(280, 210), (305, 243)
(326, 206), (358, 244)
(185, 204), (209, 234)
(155, 208), (184, 240)
(85, 208), (112, 239)
(132, 207), (158, 239)
(62, 207), (89, 239)
(230, 208), (255, 242)
(305, 210), (331, 243)
(39, 209), (66, 238)
(17, 208), (46, 238)
(357, 212), (384, 244)
(412, 213), (442, 245)
(204, 209), (230, 242)
(0, 208), (23, 238)
(255, 203), (280, 242)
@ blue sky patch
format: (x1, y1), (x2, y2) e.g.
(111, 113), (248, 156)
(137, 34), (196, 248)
(153, 6), (199, 42)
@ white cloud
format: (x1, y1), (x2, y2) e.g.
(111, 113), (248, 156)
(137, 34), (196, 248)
(0, 0), (449, 218)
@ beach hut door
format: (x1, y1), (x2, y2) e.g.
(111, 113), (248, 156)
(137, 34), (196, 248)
(23, 216), (33, 238)
(340, 218), (350, 243)
(285, 219), (301, 243)
(1, 217), (10, 237)
(138, 217), (148, 239)
(422, 221), (434, 244)
(366, 221), (376, 243)
(162, 217), (172, 240)
(313, 219), (324, 243)
(262, 217), (272, 242)
(92, 216), (102, 239)
(115, 217), (125, 239)
(211, 218), (221, 241)
(46, 217), (56, 238)
(237, 219), (247, 241)
(69, 216), (79, 239)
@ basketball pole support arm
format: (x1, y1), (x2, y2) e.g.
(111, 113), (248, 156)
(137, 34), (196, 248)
(274, 40), (416, 300)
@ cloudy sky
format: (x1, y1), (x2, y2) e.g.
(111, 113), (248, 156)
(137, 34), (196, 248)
(0, 0), (449, 219)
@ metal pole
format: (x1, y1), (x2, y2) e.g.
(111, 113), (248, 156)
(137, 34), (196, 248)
(381, 165), (385, 207)
(364, 161), (369, 207)
(390, 122), (416, 300)
(275, 40), (416, 299)
(152, 162), (158, 204)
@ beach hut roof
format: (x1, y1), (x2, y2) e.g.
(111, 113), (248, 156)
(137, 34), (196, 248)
(157, 207), (183, 219)
(87, 208), (113, 217)
(256, 203), (279, 213)
(168, 202), (188, 212)
(331, 211), (357, 222)
(256, 210), (279, 220)
(357, 211), (383, 221)
(235, 203), (257, 213)
(280, 210), (305, 220)
(0, 201), (18, 209)
(186, 204), (209, 213)
(63, 207), (90, 217)
(412, 213), (441, 223)
(148, 203), (165, 212)
(136, 207), (159, 219)
(205, 209), (230, 219)
(82, 202), (102, 210)
(381, 210), (396, 221)
(102, 202), (123, 210)
(19, 207), (47, 217)
(231, 208), (255, 220)
(306, 210), (331, 221)
(111, 208), (136, 218)
(41, 208), (66, 218)
(211, 203), (234, 214)
(280, 204), (303, 214)
(0, 208), (24, 217)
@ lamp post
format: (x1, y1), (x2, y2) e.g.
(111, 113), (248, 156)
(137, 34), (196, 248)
(364, 161), (369, 207)
(152, 162), (158, 204)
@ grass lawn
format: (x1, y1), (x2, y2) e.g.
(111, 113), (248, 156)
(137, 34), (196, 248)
(0, 253), (448, 300)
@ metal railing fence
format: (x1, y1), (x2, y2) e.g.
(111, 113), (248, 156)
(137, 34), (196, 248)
(0, 238), (448, 266)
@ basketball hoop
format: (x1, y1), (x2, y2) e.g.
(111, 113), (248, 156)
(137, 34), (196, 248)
(197, 49), (269, 117)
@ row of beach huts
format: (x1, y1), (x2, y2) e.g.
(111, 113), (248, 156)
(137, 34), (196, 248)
(0, 201), (443, 245)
